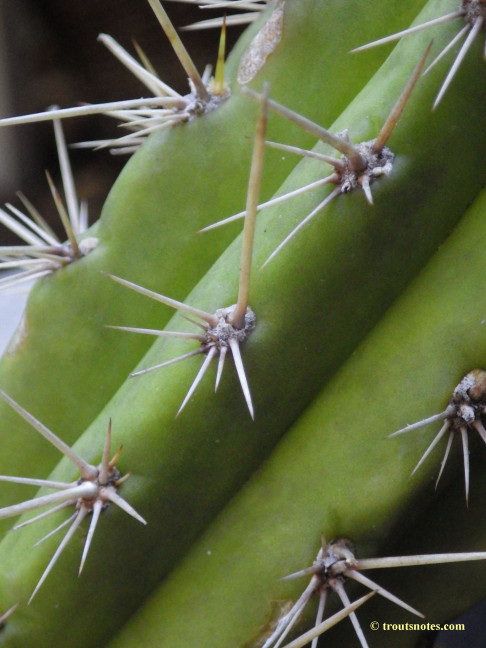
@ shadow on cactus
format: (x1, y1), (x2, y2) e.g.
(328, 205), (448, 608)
(263, 535), (486, 648)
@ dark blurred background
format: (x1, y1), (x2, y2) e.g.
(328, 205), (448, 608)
(0, 0), (244, 242)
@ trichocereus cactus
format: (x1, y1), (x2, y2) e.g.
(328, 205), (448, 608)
(0, 0), (486, 647)
(0, 0), (424, 532)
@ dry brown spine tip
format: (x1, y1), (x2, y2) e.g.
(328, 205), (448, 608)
(102, 83), (270, 419)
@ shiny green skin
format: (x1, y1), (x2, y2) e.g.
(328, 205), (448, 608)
(0, 3), (486, 647)
(0, 0), (420, 529)
(0, 0), (485, 645)
(105, 170), (486, 648)
(0, 0), (422, 527)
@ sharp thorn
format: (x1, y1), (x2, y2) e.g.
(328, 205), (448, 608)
(346, 569), (423, 618)
(102, 488), (147, 525)
(79, 501), (103, 574)
(103, 272), (216, 325)
(146, 0), (210, 100)
(0, 391), (96, 479)
(261, 186), (341, 268)
(229, 338), (254, 418)
(433, 18), (483, 109)
(279, 592), (375, 648)
(242, 86), (364, 166)
(230, 82), (269, 329)
(215, 345), (227, 391)
(435, 430), (454, 489)
(373, 41), (432, 153)
(357, 551), (486, 570)
(130, 348), (204, 378)
(461, 426), (470, 505)
(28, 508), (87, 603)
(388, 407), (451, 437)
(333, 580), (370, 648)
(176, 347), (217, 415)
(410, 420), (450, 476)
(350, 11), (463, 53)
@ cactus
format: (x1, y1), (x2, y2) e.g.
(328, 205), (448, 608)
(0, 0), (486, 646)
(0, 0), (423, 529)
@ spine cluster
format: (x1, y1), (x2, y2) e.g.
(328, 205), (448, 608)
(0, 1), (485, 647)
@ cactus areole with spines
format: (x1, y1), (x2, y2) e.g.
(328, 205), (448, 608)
(0, 1), (486, 647)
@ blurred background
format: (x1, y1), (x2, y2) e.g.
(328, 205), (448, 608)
(0, 0), (245, 224)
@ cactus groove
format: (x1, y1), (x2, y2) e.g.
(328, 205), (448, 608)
(0, 1), (485, 647)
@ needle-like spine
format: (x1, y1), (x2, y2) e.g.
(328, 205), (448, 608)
(105, 84), (269, 418)
(0, 392), (146, 602)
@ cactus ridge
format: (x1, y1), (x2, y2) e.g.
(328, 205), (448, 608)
(1, 0), (486, 646)
(205, 45), (430, 266)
